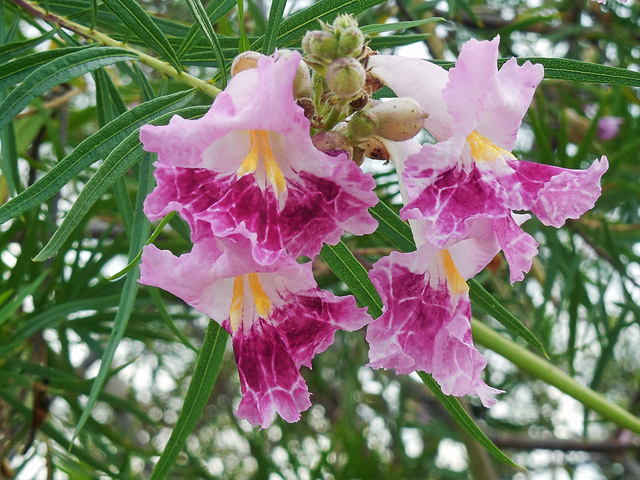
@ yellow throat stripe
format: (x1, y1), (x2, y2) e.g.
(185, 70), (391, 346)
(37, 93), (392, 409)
(440, 250), (468, 296)
(466, 131), (511, 163)
(228, 273), (273, 332)
(237, 130), (287, 194)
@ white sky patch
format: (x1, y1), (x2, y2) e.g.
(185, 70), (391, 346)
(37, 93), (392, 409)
(435, 438), (467, 471)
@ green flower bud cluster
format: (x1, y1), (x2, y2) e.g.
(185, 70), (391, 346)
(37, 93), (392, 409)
(302, 15), (367, 99)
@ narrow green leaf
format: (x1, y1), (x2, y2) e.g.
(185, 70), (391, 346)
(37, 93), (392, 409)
(0, 95), (20, 196)
(360, 17), (442, 34)
(369, 201), (416, 253)
(105, 211), (177, 281)
(0, 29), (57, 63)
(468, 279), (548, 358)
(0, 270), (48, 327)
(0, 295), (121, 359)
(177, 0), (236, 58)
(184, 0), (228, 87)
(71, 149), (155, 443)
(0, 46), (139, 133)
(0, 389), (132, 480)
(131, 61), (156, 101)
(368, 34), (430, 50)
(261, 0), (287, 55)
(0, 89), (194, 225)
(0, 46), (94, 91)
(101, 0), (182, 73)
(236, 0), (251, 53)
(417, 372), (521, 468)
(320, 241), (383, 318)
(34, 106), (208, 261)
(149, 320), (228, 480)
(251, 0), (386, 50)
(148, 286), (197, 352)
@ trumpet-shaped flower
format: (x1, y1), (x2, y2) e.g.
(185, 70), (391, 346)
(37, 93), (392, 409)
(369, 37), (608, 284)
(141, 51), (377, 264)
(139, 235), (370, 428)
(366, 139), (503, 406)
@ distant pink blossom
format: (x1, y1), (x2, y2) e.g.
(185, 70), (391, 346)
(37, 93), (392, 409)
(369, 36), (608, 284)
(139, 236), (370, 428)
(141, 51), (377, 265)
(598, 116), (624, 140)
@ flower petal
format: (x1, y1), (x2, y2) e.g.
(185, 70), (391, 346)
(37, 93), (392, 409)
(280, 159), (378, 257)
(234, 319), (311, 428)
(493, 215), (539, 284)
(368, 54), (453, 142)
(367, 247), (502, 406)
(502, 156), (608, 228)
(443, 36), (544, 150)
(401, 141), (509, 248)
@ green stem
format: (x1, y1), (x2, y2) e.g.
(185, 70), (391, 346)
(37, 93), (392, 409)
(471, 318), (640, 435)
(10, 0), (221, 98)
(323, 105), (345, 131)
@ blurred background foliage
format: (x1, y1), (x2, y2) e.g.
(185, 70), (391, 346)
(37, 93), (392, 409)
(0, 0), (639, 478)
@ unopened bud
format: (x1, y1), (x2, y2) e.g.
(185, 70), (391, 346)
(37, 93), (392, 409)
(326, 57), (366, 99)
(312, 131), (353, 161)
(231, 51), (261, 76)
(347, 110), (376, 143)
(339, 26), (364, 57)
(302, 30), (339, 64)
(368, 98), (427, 142)
(352, 146), (365, 166)
(332, 14), (358, 34)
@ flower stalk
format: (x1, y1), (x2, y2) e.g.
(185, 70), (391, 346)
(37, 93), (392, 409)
(10, 0), (222, 98)
(471, 319), (640, 435)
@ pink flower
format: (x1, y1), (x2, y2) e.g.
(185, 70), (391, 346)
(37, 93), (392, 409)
(369, 36), (608, 284)
(141, 51), (377, 265)
(366, 139), (503, 407)
(139, 235), (370, 428)
(598, 116), (623, 140)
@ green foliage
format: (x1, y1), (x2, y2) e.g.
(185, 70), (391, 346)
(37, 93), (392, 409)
(0, 0), (639, 479)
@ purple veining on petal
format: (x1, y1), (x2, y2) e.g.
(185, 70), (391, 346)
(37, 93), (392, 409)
(144, 164), (235, 242)
(367, 248), (502, 406)
(401, 157), (508, 248)
(197, 174), (285, 264)
(502, 156), (608, 228)
(493, 215), (539, 284)
(280, 159), (378, 258)
(234, 318), (311, 428)
(272, 285), (370, 369)
(140, 237), (372, 428)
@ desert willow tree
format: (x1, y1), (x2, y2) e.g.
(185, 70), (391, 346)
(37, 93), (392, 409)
(0, 0), (639, 478)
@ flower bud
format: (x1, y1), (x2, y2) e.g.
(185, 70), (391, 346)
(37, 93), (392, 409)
(347, 109), (377, 143)
(312, 131), (353, 161)
(332, 14), (359, 34)
(302, 30), (339, 64)
(326, 57), (366, 99)
(339, 26), (364, 57)
(368, 98), (427, 142)
(231, 51), (261, 76)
